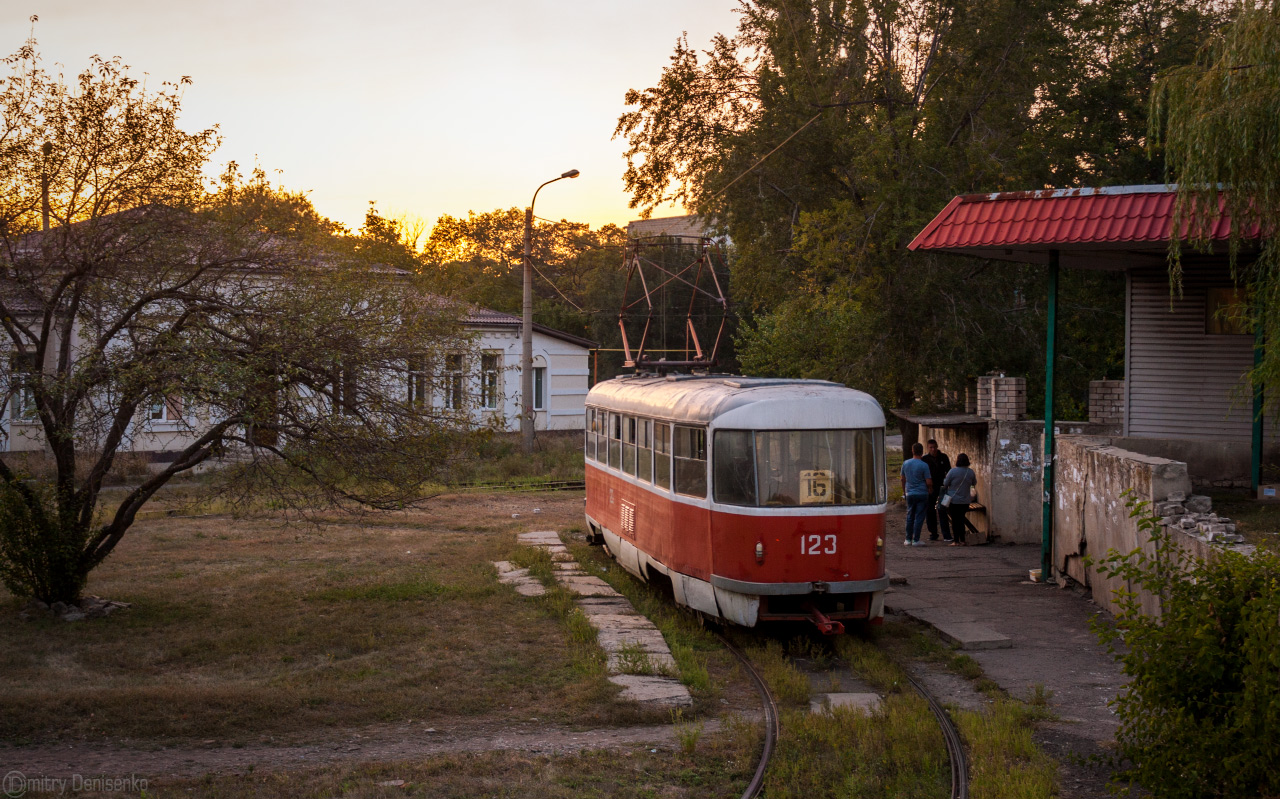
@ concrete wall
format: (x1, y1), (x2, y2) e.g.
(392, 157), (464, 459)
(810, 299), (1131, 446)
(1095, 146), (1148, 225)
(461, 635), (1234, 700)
(1108, 435), (1280, 490)
(1053, 435), (1192, 616)
(919, 419), (1124, 545)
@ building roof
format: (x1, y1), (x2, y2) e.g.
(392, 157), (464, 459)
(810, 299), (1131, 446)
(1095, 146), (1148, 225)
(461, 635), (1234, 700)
(463, 305), (597, 349)
(907, 185), (1249, 268)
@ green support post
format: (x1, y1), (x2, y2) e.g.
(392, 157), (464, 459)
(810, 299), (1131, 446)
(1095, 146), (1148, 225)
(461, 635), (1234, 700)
(1252, 305), (1264, 494)
(1041, 250), (1059, 580)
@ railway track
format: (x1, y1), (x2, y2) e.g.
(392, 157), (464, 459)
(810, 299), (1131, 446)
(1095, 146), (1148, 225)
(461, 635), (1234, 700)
(448, 479), (586, 494)
(717, 632), (968, 799)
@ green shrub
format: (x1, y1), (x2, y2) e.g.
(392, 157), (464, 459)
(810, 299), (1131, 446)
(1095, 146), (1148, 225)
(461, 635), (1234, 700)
(1092, 493), (1280, 798)
(0, 481), (92, 602)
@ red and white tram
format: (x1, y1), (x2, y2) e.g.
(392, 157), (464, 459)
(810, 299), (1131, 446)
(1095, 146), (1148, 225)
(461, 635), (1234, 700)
(584, 375), (888, 634)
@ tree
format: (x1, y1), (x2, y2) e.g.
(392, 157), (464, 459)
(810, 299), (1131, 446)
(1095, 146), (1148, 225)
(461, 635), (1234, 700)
(0, 37), (478, 605)
(1151, 0), (1280, 408)
(421, 209), (636, 378)
(616, 0), (1215, 415)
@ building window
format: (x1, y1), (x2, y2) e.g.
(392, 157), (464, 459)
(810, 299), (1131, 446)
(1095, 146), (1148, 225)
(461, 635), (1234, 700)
(1206, 287), (1250, 335)
(480, 353), (501, 409)
(533, 367), (546, 411)
(148, 394), (185, 423)
(336, 366), (359, 415)
(445, 354), (465, 410)
(7, 352), (37, 421)
(407, 356), (428, 407)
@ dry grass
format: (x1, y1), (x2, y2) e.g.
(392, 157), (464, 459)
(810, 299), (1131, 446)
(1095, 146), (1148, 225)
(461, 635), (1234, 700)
(75, 728), (761, 798)
(0, 491), (640, 746)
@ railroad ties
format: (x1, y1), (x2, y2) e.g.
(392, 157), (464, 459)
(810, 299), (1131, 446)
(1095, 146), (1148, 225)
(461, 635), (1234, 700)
(495, 531), (693, 709)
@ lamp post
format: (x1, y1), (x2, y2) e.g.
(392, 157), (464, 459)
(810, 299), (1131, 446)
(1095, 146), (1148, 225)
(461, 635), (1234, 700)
(522, 168), (579, 454)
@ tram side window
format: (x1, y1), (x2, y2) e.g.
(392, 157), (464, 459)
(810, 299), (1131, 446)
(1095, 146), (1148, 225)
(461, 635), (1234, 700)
(637, 419), (653, 483)
(673, 425), (708, 498)
(623, 416), (638, 476)
(609, 412), (622, 468)
(654, 422), (672, 489)
(584, 409), (596, 461)
(712, 430), (757, 505)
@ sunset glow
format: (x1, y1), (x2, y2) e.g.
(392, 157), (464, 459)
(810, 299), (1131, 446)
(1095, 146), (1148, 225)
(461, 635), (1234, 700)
(2, 1), (740, 232)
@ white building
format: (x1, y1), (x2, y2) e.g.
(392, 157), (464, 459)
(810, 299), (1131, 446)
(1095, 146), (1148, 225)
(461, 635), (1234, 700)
(460, 306), (595, 433)
(1, 298), (595, 460)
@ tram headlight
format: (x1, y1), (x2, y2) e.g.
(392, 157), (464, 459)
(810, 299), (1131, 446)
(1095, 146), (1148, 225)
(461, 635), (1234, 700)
(755, 541), (764, 563)
(875, 537), (884, 558)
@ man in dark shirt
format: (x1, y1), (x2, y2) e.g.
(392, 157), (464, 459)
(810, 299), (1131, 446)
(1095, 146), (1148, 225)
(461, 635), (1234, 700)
(923, 439), (952, 541)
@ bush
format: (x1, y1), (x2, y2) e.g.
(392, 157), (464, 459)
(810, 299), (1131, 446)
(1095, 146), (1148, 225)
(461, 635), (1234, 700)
(0, 481), (91, 602)
(1092, 494), (1280, 798)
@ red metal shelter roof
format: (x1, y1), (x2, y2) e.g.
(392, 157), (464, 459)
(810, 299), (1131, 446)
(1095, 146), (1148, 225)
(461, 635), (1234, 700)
(907, 186), (1236, 265)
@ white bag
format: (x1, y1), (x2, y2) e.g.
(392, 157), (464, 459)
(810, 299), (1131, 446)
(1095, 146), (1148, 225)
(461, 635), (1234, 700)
(940, 494), (953, 508)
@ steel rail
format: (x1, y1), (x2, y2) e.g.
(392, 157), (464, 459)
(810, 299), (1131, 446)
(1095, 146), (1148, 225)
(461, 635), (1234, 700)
(905, 672), (969, 799)
(714, 632), (779, 799)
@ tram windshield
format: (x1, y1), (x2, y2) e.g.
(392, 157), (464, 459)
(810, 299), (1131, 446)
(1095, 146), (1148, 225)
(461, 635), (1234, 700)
(713, 429), (885, 507)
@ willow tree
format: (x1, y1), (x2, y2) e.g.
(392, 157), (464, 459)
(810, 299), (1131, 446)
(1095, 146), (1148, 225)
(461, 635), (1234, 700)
(0, 38), (478, 605)
(1152, 0), (1280, 404)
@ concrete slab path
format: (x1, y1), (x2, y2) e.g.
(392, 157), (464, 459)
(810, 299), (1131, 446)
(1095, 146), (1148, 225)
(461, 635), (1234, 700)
(884, 538), (1127, 799)
(504, 531), (693, 709)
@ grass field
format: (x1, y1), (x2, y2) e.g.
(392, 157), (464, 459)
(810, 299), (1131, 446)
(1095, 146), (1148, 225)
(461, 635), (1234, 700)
(0, 437), (1060, 798)
(0, 493), (642, 745)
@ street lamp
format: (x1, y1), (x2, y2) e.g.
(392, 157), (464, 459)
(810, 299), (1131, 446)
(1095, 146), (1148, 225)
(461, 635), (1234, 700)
(522, 168), (580, 454)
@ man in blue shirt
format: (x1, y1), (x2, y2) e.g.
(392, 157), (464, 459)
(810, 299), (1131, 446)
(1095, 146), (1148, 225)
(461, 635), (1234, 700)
(900, 442), (933, 546)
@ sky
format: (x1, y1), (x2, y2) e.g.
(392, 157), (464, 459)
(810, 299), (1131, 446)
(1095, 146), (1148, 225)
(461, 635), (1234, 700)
(1, 1), (742, 235)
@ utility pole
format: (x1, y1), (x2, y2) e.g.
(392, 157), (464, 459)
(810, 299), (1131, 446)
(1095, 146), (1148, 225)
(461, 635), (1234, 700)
(521, 169), (579, 454)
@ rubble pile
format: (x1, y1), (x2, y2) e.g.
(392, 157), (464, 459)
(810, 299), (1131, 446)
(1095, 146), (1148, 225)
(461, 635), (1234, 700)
(1156, 491), (1245, 545)
(19, 595), (132, 622)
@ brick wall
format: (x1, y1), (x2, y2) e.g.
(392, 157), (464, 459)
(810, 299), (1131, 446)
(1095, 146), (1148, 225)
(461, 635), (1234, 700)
(991, 377), (1026, 421)
(976, 375), (994, 417)
(1088, 380), (1125, 425)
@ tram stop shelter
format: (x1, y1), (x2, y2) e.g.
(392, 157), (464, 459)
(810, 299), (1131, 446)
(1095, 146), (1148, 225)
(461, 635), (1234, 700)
(908, 185), (1273, 599)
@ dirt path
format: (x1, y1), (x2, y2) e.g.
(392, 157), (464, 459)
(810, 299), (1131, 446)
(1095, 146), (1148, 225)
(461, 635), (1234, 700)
(1, 718), (725, 780)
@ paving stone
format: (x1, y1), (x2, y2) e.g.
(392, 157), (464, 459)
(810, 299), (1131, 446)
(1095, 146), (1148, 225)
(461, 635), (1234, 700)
(608, 675), (692, 707)
(588, 613), (658, 630)
(494, 564), (529, 582)
(576, 597), (636, 615)
(926, 620), (1012, 650)
(596, 629), (670, 653)
(493, 562), (547, 597)
(810, 692), (882, 714)
(607, 652), (678, 674)
(556, 575), (621, 597)
(517, 531), (564, 546)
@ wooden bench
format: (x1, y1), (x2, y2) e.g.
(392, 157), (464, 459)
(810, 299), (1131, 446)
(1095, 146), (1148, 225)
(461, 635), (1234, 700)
(963, 503), (987, 543)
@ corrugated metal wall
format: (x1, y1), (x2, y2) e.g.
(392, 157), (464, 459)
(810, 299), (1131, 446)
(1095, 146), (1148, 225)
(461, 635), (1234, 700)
(1126, 264), (1258, 441)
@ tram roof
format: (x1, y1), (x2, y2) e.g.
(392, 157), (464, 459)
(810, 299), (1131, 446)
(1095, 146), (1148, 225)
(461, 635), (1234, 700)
(585, 375), (886, 429)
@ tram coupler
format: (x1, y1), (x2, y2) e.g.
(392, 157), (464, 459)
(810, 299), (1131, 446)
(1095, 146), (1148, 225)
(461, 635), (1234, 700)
(803, 603), (845, 636)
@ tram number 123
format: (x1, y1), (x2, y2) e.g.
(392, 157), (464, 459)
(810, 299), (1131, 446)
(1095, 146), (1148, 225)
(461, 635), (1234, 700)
(800, 534), (837, 555)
